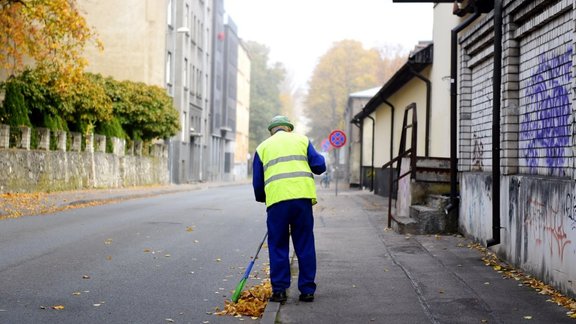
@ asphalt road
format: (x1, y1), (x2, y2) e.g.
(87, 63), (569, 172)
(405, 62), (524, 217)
(0, 184), (269, 324)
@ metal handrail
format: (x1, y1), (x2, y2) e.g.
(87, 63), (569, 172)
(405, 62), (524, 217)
(384, 103), (418, 228)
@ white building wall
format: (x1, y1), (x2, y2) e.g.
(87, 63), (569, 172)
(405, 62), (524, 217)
(429, 4), (462, 158)
(79, 0), (168, 87)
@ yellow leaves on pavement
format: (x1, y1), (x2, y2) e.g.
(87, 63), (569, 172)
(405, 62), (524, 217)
(467, 242), (576, 319)
(0, 192), (55, 219)
(214, 280), (272, 318)
(0, 192), (121, 220)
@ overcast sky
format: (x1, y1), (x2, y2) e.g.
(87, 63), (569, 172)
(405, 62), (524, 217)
(224, 0), (434, 90)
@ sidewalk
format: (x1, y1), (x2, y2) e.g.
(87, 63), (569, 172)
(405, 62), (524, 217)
(262, 187), (574, 324)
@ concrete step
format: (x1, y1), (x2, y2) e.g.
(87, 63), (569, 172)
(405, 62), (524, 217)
(413, 157), (451, 183)
(391, 205), (449, 235)
(390, 215), (421, 235)
(414, 169), (450, 183)
(426, 194), (450, 209)
(415, 157), (450, 169)
(410, 205), (447, 234)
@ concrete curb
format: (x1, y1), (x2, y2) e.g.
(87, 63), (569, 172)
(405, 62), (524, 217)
(260, 245), (296, 324)
(260, 300), (280, 324)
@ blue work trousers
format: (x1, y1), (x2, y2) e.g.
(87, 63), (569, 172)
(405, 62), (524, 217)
(267, 199), (317, 295)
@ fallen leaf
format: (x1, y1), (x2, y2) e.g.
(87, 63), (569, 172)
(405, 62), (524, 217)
(72, 292), (81, 296)
(52, 305), (65, 310)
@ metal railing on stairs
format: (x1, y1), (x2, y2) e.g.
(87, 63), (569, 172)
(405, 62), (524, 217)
(381, 102), (418, 228)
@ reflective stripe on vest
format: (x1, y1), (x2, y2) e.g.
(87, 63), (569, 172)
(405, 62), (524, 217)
(256, 132), (317, 207)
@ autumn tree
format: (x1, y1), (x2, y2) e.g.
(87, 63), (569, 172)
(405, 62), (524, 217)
(0, 0), (101, 92)
(244, 41), (286, 152)
(304, 40), (406, 145)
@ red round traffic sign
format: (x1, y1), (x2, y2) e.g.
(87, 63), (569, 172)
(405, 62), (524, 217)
(329, 130), (347, 148)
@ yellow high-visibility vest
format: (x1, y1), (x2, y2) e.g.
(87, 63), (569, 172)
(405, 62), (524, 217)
(256, 131), (317, 207)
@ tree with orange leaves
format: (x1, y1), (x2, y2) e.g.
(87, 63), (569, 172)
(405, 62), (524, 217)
(0, 0), (102, 93)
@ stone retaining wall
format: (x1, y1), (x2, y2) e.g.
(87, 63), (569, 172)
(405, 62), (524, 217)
(0, 125), (168, 193)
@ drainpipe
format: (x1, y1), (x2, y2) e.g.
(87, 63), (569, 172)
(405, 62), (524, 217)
(487, 0), (503, 247)
(447, 7), (481, 220)
(367, 115), (376, 191)
(383, 100), (395, 161)
(352, 119), (363, 189)
(408, 65), (431, 157)
(383, 100), (395, 196)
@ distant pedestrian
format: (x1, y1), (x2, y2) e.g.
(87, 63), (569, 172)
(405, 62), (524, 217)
(321, 169), (330, 188)
(252, 115), (326, 303)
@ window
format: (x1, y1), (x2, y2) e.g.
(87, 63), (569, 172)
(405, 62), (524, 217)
(184, 58), (188, 90)
(184, 4), (189, 29)
(181, 111), (187, 142)
(167, 0), (173, 27)
(197, 68), (202, 98)
(166, 51), (173, 92)
(191, 66), (196, 98)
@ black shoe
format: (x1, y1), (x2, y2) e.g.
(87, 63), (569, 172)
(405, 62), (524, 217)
(299, 293), (314, 302)
(270, 291), (287, 303)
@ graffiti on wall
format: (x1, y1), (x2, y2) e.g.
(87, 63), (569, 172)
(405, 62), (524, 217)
(471, 133), (484, 171)
(564, 192), (576, 230)
(525, 196), (572, 262)
(520, 46), (572, 175)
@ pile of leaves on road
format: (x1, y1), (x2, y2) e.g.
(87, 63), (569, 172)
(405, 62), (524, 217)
(467, 242), (576, 319)
(214, 279), (272, 319)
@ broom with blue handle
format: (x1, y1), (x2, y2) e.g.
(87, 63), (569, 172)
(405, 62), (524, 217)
(231, 232), (268, 303)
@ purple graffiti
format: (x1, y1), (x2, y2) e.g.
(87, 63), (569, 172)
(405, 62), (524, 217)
(520, 47), (572, 175)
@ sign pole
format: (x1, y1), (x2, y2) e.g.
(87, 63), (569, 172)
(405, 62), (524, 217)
(328, 130), (347, 197)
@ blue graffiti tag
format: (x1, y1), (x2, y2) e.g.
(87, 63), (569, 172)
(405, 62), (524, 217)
(520, 46), (572, 175)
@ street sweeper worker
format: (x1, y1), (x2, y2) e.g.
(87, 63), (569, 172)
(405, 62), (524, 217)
(252, 115), (326, 304)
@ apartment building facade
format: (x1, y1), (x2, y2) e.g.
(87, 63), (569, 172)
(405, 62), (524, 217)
(209, 0), (239, 182)
(79, 0), (247, 184)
